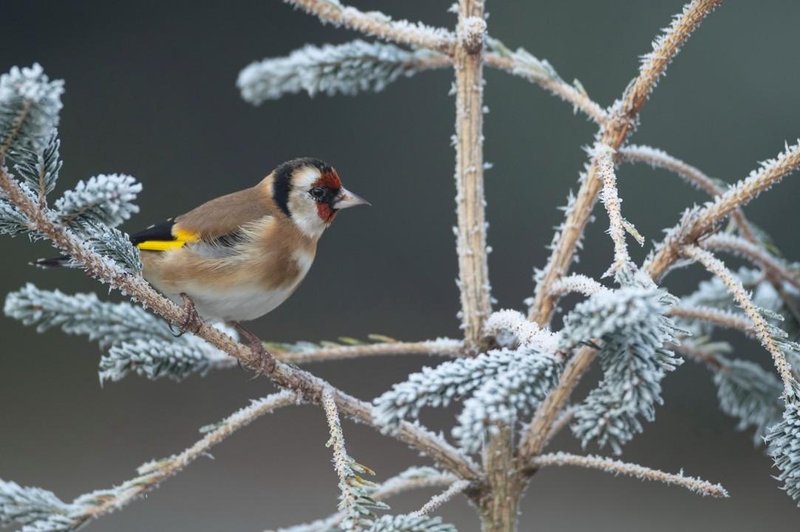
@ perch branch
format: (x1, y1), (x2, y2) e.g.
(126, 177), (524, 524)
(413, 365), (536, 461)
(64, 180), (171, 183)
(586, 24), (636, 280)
(529, 0), (723, 325)
(528, 452), (728, 498)
(0, 165), (479, 481)
(682, 245), (795, 390)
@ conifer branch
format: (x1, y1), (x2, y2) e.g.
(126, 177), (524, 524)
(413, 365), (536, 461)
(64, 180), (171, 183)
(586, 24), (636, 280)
(528, 0), (723, 325)
(593, 142), (633, 276)
(702, 233), (800, 291)
(550, 274), (609, 298)
(682, 246), (796, 390)
(647, 140), (800, 281)
(528, 452), (729, 498)
(668, 304), (754, 336)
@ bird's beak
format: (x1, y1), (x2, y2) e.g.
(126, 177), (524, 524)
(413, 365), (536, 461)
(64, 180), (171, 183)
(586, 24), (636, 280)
(334, 187), (371, 209)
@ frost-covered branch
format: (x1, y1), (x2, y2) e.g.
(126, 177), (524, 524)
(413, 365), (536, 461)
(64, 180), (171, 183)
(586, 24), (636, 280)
(528, 0), (722, 325)
(0, 392), (298, 531)
(484, 40), (607, 124)
(410, 479), (470, 517)
(683, 246), (796, 388)
(322, 390), (388, 530)
(702, 233), (800, 291)
(648, 140), (800, 280)
(529, 452), (728, 498)
(668, 304), (754, 336)
(593, 142), (634, 276)
(271, 337), (464, 365)
(452, 0), (491, 348)
(238, 41), (449, 103)
(281, 0), (455, 53)
(550, 274), (609, 298)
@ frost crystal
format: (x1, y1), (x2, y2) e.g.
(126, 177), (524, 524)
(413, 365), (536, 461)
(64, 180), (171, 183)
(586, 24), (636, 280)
(239, 40), (443, 103)
(0, 64), (63, 154)
(562, 276), (682, 453)
(54, 174), (141, 229)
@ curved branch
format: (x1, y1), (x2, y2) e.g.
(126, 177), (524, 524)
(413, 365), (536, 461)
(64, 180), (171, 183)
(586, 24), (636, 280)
(527, 452), (728, 498)
(702, 233), (800, 291)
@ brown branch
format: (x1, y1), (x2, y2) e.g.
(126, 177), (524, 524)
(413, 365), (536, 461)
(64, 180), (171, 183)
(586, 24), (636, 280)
(282, 0), (456, 54)
(702, 233), (800, 291)
(453, 4), (491, 349)
(268, 339), (465, 365)
(0, 165), (480, 481)
(519, 0), (723, 465)
(646, 140), (800, 282)
(528, 452), (729, 498)
(682, 246), (796, 390)
(668, 304), (754, 335)
(528, 0), (724, 326)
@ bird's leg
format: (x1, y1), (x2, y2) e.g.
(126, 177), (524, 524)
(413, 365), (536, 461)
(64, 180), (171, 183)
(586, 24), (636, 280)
(169, 293), (203, 336)
(230, 321), (276, 375)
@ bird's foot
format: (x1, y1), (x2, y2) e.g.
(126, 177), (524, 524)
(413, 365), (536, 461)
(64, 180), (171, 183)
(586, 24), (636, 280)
(169, 293), (203, 337)
(231, 322), (276, 376)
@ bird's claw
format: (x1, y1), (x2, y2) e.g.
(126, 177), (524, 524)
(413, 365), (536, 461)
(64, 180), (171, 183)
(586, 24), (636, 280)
(170, 293), (203, 337)
(232, 322), (276, 376)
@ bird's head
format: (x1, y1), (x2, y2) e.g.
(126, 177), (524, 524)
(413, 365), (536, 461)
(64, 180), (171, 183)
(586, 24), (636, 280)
(270, 158), (369, 239)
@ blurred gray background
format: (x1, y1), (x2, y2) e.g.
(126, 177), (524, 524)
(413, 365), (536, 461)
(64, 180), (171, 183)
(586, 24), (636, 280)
(1, 1), (799, 530)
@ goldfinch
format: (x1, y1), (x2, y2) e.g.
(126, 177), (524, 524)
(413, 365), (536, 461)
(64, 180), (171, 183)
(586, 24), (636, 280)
(39, 158), (369, 365)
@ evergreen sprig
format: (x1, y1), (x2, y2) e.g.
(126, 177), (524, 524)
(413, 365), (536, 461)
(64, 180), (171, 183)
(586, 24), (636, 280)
(54, 173), (141, 229)
(0, 64), (63, 156)
(766, 386), (800, 505)
(367, 514), (456, 532)
(562, 278), (683, 454)
(238, 40), (443, 103)
(0, 479), (75, 532)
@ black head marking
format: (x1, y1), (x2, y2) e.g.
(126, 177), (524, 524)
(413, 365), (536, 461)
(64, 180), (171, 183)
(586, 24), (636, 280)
(272, 157), (333, 217)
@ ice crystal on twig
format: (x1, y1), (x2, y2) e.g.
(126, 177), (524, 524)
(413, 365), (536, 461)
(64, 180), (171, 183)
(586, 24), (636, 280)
(54, 174), (141, 229)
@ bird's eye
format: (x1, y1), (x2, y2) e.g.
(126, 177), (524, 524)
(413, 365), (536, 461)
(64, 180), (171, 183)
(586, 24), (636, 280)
(309, 187), (326, 200)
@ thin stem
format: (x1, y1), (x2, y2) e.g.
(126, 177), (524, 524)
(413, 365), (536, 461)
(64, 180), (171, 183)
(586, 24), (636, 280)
(683, 245), (795, 390)
(410, 479), (471, 517)
(647, 140), (800, 281)
(0, 165), (480, 481)
(528, 0), (723, 325)
(529, 452), (728, 498)
(282, 0), (456, 54)
(594, 142), (631, 276)
(271, 339), (465, 365)
(669, 304), (754, 335)
(702, 233), (800, 291)
(453, 0), (491, 349)
(483, 52), (607, 125)
(550, 274), (609, 298)
(73, 392), (298, 528)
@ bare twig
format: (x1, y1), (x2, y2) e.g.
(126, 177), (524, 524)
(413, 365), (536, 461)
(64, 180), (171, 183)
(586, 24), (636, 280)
(269, 339), (465, 365)
(282, 0), (455, 54)
(71, 392), (298, 528)
(410, 479), (471, 517)
(702, 233), (800, 291)
(594, 142), (632, 276)
(528, 0), (723, 325)
(453, 2), (491, 349)
(483, 52), (607, 125)
(0, 165), (480, 481)
(668, 304), (754, 335)
(683, 246), (796, 390)
(647, 140), (800, 281)
(529, 452), (729, 498)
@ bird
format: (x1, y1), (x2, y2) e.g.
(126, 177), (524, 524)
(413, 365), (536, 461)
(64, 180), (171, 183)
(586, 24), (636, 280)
(38, 157), (370, 370)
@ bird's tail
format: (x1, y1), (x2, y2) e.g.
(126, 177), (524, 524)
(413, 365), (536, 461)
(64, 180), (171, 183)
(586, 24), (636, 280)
(32, 255), (72, 268)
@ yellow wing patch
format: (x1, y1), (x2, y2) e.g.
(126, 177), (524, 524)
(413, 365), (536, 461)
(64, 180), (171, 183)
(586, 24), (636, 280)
(135, 228), (199, 251)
